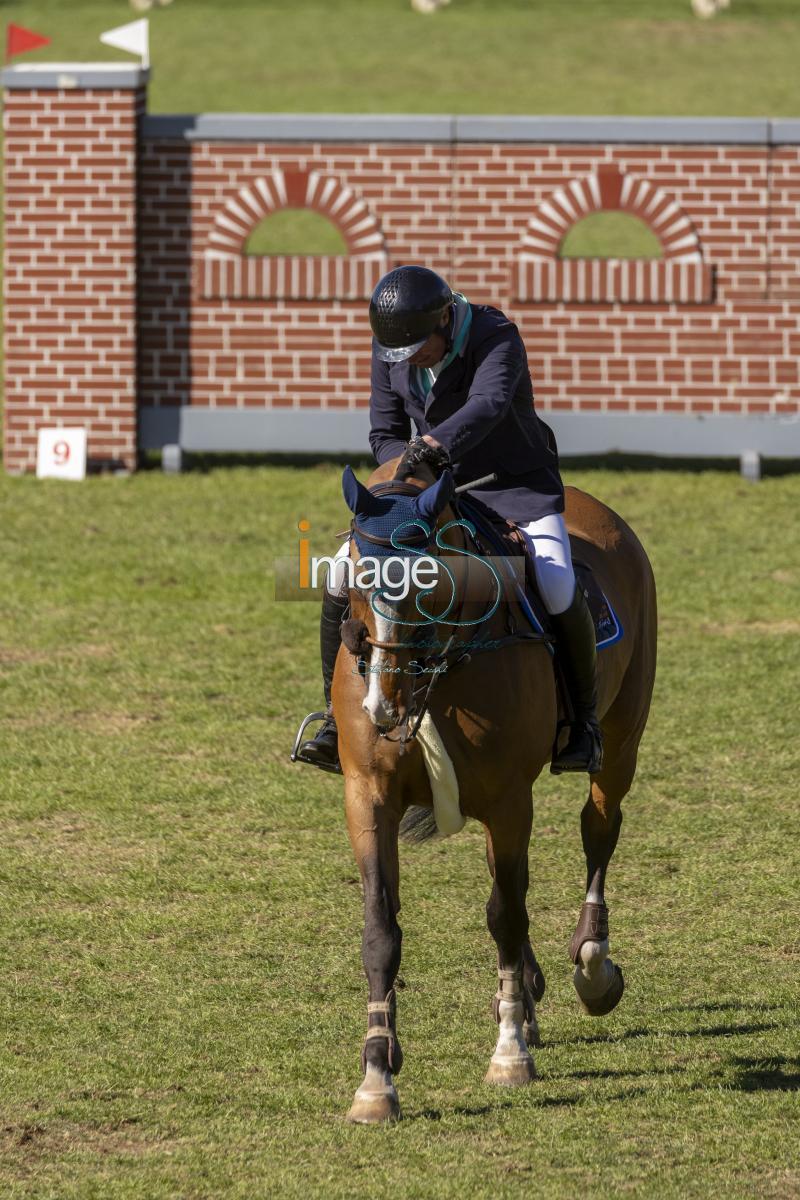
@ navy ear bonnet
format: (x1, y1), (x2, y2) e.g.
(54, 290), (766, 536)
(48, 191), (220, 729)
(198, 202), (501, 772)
(342, 466), (454, 559)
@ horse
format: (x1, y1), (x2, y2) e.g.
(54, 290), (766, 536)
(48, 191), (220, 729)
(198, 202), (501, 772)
(332, 456), (657, 1123)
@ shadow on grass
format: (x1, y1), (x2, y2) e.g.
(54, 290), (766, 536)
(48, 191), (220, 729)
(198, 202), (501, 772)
(553, 1065), (684, 1081)
(405, 1084), (656, 1121)
(561, 453), (800, 477)
(731, 1056), (800, 1093)
(663, 1000), (785, 1014)
(557, 1020), (780, 1047)
(406, 1097), (577, 1120)
(140, 450), (800, 478)
(140, 450), (377, 474)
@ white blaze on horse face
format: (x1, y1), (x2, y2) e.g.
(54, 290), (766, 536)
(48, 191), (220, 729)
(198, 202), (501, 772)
(362, 607), (398, 728)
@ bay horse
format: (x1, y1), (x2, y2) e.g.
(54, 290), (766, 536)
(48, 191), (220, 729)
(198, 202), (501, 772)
(332, 456), (657, 1123)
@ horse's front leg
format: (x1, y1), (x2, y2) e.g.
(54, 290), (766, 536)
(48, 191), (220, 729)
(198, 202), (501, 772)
(484, 796), (537, 1086)
(345, 778), (403, 1124)
(571, 771), (627, 1015)
(485, 829), (545, 1050)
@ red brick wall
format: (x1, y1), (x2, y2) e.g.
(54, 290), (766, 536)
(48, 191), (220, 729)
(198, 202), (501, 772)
(138, 136), (799, 426)
(453, 142), (793, 415)
(5, 86), (800, 473)
(145, 141), (454, 411)
(3, 85), (144, 473)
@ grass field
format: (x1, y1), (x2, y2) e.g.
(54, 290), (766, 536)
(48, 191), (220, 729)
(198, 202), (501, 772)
(2, 2), (800, 1195)
(3, 0), (800, 116)
(1, 463), (799, 1198)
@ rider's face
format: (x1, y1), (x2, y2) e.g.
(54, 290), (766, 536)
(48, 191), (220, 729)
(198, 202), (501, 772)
(407, 314), (449, 368)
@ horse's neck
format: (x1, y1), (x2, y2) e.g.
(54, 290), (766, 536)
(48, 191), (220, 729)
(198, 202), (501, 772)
(433, 513), (505, 633)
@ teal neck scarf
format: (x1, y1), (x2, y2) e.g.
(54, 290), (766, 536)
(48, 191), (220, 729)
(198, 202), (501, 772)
(410, 293), (471, 404)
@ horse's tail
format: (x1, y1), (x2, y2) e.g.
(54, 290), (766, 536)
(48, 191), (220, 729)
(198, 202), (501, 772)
(399, 805), (439, 844)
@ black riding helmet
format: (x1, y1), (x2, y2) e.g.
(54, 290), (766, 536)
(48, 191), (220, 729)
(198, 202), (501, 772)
(369, 265), (453, 362)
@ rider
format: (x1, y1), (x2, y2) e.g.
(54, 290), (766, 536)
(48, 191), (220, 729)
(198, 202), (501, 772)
(297, 265), (603, 776)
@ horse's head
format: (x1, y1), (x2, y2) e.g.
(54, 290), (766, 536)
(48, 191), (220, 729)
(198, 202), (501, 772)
(340, 462), (457, 733)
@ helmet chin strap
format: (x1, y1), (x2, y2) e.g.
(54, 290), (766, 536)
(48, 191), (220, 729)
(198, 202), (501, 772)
(443, 303), (456, 353)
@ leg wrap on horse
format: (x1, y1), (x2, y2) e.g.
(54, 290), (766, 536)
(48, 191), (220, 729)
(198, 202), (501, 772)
(361, 988), (403, 1075)
(486, 962), (537, 1085)
(491, 964), (533, 1025)
(569, 901), (609, 965)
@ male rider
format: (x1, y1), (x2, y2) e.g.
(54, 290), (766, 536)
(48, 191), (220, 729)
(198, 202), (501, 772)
(297, 265), (603, 777)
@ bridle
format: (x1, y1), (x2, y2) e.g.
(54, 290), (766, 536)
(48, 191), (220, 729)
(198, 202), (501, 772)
(345, 476), (500, 742)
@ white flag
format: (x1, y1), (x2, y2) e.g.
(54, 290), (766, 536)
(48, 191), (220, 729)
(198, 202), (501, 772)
(99, 18), (149, 68)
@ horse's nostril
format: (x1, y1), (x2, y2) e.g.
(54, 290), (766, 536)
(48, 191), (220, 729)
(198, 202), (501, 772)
(362, 696), (397, 730)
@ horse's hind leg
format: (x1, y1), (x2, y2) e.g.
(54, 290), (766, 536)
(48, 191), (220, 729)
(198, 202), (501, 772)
(570, 750), (636, 1016)
(484, 795), (537, 1085)
(345, 779), (403, 1124)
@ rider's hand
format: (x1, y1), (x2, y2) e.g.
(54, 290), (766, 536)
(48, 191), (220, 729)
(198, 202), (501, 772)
(395, 436), (452, 479)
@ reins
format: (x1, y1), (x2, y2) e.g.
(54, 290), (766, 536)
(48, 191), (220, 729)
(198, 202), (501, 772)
(346, 473), (542, 744)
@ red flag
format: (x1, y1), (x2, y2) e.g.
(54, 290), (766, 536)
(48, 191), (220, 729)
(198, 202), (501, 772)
(6, 24), (51, 63)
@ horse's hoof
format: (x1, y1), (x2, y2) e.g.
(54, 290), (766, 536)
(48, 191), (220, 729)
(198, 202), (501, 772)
(347, 1085), (401, 1124)
(484, 1055), (537, 1086)
(576, 963), (625, 1016)
(524, 1017), (542, 1049)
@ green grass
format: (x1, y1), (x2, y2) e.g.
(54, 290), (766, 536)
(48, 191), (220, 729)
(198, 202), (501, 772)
(559, 212), (663, 259)
(1, 464), (799, 1198)
(244, 209), (348, 256)
(3, 0), (800, 115)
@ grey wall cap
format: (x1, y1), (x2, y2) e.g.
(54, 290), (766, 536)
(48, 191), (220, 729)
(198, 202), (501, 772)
(172, 113), (455, 142)
(454, 115), (771, 144)
(2, 62), (150, 90)
(770, 119), (800, 145)
(141, 114), (197, 139)
(138, 405), (800, 459)
(139, 112), (786, 146)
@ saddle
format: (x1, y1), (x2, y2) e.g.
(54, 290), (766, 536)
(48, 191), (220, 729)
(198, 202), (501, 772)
(454, 495), (623, 651)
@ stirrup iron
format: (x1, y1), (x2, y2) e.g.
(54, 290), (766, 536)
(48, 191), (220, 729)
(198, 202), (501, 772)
(290, 711), (343, 774)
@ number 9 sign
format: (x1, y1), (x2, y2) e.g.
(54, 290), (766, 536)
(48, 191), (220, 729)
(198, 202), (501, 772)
(36, 427), (87, 481)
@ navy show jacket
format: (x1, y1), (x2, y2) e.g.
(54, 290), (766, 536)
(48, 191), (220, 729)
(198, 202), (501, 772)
(368, 302), (564, 524)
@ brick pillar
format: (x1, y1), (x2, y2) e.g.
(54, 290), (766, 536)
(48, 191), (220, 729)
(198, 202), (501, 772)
(2, 63), (148, 473)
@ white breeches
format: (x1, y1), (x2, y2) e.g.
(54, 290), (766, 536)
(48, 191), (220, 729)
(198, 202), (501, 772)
(326, 513), (575, 616)
(517, 513), (575, 616)
(326, 540), (353, 597)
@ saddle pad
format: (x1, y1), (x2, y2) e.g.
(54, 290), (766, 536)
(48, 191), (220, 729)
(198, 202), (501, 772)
(456, 496), (624, 651)
(574, 563), (624, 651)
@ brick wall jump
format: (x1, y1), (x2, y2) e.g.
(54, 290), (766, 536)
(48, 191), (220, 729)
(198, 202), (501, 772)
(3, 73), (799, 473)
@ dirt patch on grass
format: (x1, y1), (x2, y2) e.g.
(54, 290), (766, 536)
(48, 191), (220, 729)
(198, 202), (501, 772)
(700, 620), (800, 636)
(1, 1118), (174, 1163)
(0, 648), (50, 667)
(619, 18), (780, 46)
(0, 711), (154, 735)
(75, 712), (153, 734)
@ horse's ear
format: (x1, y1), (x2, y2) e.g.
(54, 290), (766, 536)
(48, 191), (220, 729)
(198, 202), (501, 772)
(342, 465), (375, 515)
(415, 468), (454, 524)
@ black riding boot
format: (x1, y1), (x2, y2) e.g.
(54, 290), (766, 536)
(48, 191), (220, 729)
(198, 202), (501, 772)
(550, 584), (604, 775)
(297, 588), (348, 771)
